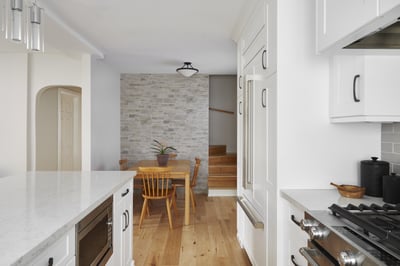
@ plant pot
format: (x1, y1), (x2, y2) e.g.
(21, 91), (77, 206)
(156, 154), (169, 166)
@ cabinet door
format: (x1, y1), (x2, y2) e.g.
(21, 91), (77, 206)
(379, 0), (400, 14)
(251, 79), (267, 218)
(330, 56), (364, 118)
(122, 190), (133, 266)
(317, 0), (378, 52)
(113, 180), (133, 266)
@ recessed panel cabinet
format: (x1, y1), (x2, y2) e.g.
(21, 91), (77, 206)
(330, 55), (400, 122)
(316, 0), (400, 53)
(109, 180), (133, 266)
(316, 0), (378, 53)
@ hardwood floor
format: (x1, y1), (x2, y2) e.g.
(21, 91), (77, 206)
(132, 192), (251, 266)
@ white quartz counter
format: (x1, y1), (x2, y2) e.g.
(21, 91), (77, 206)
(0, 171), (136, 266)
(281, 189), (386, 212)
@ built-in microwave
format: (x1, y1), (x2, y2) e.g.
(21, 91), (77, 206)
(76, 196), (113, 266)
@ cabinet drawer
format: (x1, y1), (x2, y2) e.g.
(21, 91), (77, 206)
(241, 1), (266, 55)
(115, 179), (133, 203)
(31, 227), (75, 266)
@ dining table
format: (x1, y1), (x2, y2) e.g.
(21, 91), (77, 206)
(129, 159), (191, 225)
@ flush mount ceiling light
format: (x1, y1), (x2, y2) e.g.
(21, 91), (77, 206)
(176, 62), (199, 77)
(1, 0), (44, 51)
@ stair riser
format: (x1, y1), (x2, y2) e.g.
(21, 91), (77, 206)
(208, 176), (237, 188)
(209, 166), (237, 175)
(209, 156), (237, 165)
(209, 145), (227, 156)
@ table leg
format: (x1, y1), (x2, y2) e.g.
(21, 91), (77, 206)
(184, 173), (190, 225)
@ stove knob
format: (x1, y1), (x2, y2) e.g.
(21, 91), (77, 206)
(300, 219), (319, 231)
(309, 226), (330, 240)
(338, 251), (364, 266)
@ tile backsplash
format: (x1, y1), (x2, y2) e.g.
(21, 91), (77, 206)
(381, 123), (400, 173)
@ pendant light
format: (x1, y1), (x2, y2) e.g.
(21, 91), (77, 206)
(176, 62), (199, 77)
(26, 1), (43, 51)
(1, 0), (44, 51)
(8, 0), (24, 42)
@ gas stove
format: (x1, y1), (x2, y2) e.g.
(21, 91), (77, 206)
(297, 203), (400, 266)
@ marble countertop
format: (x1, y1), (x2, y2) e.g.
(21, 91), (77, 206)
(0, 171), (136, 266)
(281, 189), (386, 212)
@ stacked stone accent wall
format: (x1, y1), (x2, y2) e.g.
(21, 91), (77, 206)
(120, 74), (209, 193)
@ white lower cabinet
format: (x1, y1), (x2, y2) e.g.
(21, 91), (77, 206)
(285, 202), (307, 266)
(110, 179), (133, 266)
(31, 227), (75, 266)
(237, 202), (266, 266)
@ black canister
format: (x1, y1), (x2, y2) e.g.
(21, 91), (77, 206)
(383, 173), (400, 204)
(360, 157), (389, 197)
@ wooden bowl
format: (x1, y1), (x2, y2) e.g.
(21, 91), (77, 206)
(330, 182), (366, 198)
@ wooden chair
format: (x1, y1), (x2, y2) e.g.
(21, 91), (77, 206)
(138, 167), (177, 229)
(172, 157), (201, 211)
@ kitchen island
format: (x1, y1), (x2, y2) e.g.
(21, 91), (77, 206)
(0, 171), (135, 266)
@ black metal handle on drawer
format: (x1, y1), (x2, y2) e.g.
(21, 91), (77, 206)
(239, 75), (242, 89)
(48, 257), (54, 266)
(291, 255), (300, 266)
(121, 188), (129, 197)
(239, 101), (243, 115)
(353, 74), (360, 102)
(291, 215), (301, 227)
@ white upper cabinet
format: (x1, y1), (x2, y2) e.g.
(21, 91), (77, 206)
(241, 0), (276, 78)
(330, 55), (400, 122)
(380, 0), (400, 14)
(316, 0), (379, 53)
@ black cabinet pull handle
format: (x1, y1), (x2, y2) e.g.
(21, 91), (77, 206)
(353, 74), (360, 102)
(291, 255), (300, 266)
(239, 101), (243, 115)
(121, 188), (129, 197)
(262, 49), (267, 69)
(122, 212), (127, 232)
(291, 215), (301, 227)
(261, 89), (267, 108)
(48, 257), (54, 266)
(239, 75), (242, 89)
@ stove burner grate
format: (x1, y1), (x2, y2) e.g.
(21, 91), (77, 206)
(329, 203), (400, 249)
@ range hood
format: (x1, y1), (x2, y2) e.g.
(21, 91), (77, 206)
(344, 20), (400, 49)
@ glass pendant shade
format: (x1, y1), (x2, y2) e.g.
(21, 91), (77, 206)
(9, 0), (23, 42)
(176, 62), (199, 77)
(27, 3), (43, 51)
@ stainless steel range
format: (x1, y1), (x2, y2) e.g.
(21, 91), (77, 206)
(293, 203), (400, 266)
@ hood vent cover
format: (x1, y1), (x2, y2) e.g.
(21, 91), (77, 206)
(344, 20), (400, 49)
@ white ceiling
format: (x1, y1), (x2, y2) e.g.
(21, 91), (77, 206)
(25, 0), (256, 74)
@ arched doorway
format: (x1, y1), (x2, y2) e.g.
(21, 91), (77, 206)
(36, 86), (82, 170)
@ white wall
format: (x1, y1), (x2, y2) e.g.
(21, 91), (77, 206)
(90, 58), (120, 170)
(209, 75), (237, 153)
(0, 54), (28, 176)
(274, 0), (381, 265)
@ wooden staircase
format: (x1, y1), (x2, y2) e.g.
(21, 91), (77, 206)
(208, 145), (237, 189)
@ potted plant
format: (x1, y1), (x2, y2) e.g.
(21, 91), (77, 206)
(151, 139), (177, 166)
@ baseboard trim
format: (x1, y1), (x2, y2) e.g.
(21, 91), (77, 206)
(208, 189), (237, 197)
